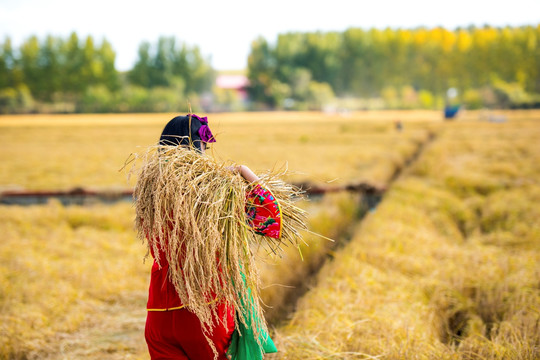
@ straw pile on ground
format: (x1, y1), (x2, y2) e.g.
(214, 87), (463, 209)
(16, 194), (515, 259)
(131, 145), (307, 349)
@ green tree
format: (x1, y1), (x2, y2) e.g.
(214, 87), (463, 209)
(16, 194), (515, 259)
(63, 32), (84, 95)
(247, 37), (276, 105)
(129, 42), (153, 88)
(0, 38), (17, 89)
(128, 37), (214, 94)
(95, 38), (119, 91)
(19, 36), (42, 98)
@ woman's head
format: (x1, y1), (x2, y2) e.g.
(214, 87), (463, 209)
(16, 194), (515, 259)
(159, 114), (216, 152)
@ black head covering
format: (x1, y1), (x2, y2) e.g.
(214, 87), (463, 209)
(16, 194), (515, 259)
(159, 115), (204, 151)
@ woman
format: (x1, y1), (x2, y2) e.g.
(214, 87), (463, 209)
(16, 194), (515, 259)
(142, 114), (278, 360)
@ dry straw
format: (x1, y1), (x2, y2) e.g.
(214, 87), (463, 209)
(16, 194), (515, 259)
(128, 143), (307, 352)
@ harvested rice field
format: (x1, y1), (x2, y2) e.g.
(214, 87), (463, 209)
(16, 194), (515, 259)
(0, 110), (539, 359)
(270, 115), (540, 360)
(0, 111), (436, 190)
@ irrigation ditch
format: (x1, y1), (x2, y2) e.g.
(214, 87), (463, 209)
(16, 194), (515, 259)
(0, 182), (383, 206)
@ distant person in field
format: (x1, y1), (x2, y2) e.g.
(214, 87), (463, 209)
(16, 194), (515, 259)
(137, 114), (280, 360)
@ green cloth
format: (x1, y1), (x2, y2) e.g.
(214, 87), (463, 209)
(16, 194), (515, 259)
(227, 270), (277, 360)
(227, 313), (277, 360)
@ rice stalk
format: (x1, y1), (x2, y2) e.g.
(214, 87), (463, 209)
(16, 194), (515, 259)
(129, 144), (308, 351)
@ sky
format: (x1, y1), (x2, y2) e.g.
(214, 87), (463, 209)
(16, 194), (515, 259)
(1, 0), (539, 71)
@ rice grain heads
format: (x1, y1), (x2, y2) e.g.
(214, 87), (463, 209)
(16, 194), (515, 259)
(130, 145), (307, 352)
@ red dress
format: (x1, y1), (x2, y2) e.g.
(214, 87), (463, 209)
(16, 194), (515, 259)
(144, 184), (281, 360)
(145, 244), (235, 360)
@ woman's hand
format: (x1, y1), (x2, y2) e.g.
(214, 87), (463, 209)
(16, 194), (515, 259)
(227, 165), (260, 183)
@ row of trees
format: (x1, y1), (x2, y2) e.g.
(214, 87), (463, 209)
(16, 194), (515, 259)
(247, 25), (540, 110)
(1, 25), (539, 113)
(0, 34), (215, 113)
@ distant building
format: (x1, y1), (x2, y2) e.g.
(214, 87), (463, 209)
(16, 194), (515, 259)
(215, 74), (249, 101)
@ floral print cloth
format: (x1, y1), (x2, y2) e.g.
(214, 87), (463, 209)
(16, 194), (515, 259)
(245, 184), (282, 239)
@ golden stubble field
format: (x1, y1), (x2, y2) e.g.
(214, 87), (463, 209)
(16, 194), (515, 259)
(0, 110), (539, 360)
(271, 116), (540, 360)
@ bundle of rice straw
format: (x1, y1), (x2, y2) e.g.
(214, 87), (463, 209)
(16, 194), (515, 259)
(130, 144), (307, 351)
